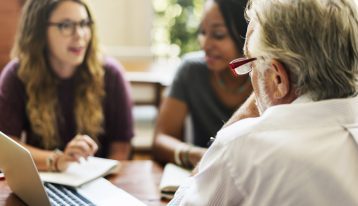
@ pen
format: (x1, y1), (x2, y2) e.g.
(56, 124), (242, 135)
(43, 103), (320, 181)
(207, 137), (215, 147)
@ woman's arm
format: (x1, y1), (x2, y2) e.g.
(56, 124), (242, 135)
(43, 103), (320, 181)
(108, 141), (132, 160)
(102, 58), (135, 160)
(11, 136), (56, 171)
(13, 134), (98, 172)
(153, 97), (206, 168)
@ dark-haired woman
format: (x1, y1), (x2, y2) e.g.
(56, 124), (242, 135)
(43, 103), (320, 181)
(153, 0), (251, 168)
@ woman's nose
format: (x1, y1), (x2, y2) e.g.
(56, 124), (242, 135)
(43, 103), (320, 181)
(199, 35), (213, 52)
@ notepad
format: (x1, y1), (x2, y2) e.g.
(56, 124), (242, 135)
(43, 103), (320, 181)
(159, 163), (191, 199)
(39, 157), (119, 187)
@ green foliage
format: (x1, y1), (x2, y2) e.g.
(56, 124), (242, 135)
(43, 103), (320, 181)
(153, 0), (203, 57)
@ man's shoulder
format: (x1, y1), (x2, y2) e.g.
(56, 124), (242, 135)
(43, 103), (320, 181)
(216, 117), (260, 145)
(215, 96), (358, 149)
(204, 117), (261, 154)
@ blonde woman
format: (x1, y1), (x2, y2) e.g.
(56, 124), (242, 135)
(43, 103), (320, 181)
(0, 0), (134, 171)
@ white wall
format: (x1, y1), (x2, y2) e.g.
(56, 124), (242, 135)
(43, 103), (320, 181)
(87, 0), (154, 70)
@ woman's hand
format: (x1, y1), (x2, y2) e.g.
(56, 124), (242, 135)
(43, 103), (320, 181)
(188, 147), (207, 168)
(56, 134), (98, 171)
(179, 146), (206, 169)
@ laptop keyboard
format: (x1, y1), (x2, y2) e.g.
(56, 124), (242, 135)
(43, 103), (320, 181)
(44, 182), (96, 206)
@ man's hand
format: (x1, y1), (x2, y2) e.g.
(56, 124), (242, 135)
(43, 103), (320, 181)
(224, 93), (259, 128)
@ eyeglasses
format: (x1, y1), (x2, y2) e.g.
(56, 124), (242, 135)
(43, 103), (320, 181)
(48, 19), (93, 37)
(229, 57), (257, 76)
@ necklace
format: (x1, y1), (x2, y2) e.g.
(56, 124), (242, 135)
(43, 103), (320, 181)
(216, 73), (251, 94)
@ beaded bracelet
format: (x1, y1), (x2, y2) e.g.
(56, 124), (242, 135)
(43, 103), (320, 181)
(174, 146), (184, 166)
(46, 154), (54, 172)
(181, 145), (193, 169)
(46, 149), (63, 172)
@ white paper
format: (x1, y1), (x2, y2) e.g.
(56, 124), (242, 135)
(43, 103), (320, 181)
(159, 163), (191, 194)
(39, 157), (119, 187)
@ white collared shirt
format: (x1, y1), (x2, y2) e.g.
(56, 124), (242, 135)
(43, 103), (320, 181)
(170, 96), (358, 206)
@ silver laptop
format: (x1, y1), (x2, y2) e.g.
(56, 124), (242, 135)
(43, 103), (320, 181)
(0, 131), (146, 206)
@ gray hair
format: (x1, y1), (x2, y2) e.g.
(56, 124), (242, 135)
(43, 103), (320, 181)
(246, 0), (358, 100)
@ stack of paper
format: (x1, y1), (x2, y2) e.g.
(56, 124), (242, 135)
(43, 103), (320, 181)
(39, 156), (119, 187)
(159, 163), (191, 199)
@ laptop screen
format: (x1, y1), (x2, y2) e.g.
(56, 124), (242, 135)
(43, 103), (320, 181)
(0, 131), (52, 206)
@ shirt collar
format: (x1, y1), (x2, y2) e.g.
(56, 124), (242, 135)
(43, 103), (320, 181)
(292, 93), (313, 104)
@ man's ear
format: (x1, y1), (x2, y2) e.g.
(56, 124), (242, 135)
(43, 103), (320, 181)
(269, 59), (290, 99)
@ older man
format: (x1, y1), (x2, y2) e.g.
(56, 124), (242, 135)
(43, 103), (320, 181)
(169, 0), (358, 205)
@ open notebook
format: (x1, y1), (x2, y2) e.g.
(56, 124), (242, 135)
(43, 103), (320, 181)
(159, 163), (191, 199)
(39, 156), (119, 187)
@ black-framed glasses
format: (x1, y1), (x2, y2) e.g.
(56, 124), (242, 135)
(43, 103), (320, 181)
(229, 57), (257, 76)
(48, 19), (93, 37)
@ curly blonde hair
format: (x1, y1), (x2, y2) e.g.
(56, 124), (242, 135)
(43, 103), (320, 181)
(11, 0), (104, 149)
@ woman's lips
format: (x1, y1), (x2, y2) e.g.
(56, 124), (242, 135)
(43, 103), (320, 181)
(205, 55), (220, 65)
(68, 47), (85, 56)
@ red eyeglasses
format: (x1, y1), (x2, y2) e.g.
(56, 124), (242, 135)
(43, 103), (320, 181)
(229, 57), (257, 77)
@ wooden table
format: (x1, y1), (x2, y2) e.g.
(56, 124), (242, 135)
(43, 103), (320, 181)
(0, 160), (168, 206)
